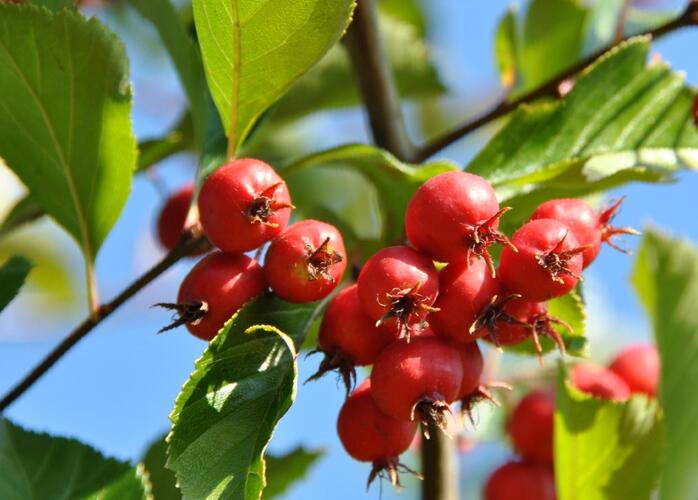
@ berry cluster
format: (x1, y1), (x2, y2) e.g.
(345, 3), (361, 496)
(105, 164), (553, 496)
(484, 344), (659, 499)
(155, 158), (347, 340)
(323, 171), (637, 488)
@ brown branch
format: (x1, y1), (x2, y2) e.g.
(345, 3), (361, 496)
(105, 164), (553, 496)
(421, 425), (458, 500)
(0, 234), (208, 413)
(414, 2), (698, 163)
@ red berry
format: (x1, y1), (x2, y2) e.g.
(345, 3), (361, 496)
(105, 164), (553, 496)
(370, 337), (463, 430)
(571, 364), (630, 401)
(609, 343), (659, 397)
(484, 461), (556, 500)
(508, 390), (555, 464)
(430, 257), (501, 343)
(198, 158), (292, 252)
(405, 171), (512, 269)
(499, 219), (584, 302)
(264, 220), (346, 303)
(455, 341), (484, 400)
(337, 379), (418, 488)
(156, 252), (267, 340)
(156, 184), (196, 251)
(357, 246), (439, 339)
(309, 285), (397, 392)
(693, 94), (698, 127)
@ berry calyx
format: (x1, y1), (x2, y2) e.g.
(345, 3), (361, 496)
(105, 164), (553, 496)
(597, 197), (640, 255)
(198, 158), (293, 253)
(430, 257), (501, 343)
(484, 461), (556, 500)
(337, 380), (420, 490)
(357, 246), (439, 340)
(264, 220), (346, 303)
(508, 389), (555, 464)
(155, 252), (267, 340)
(571, 364), (630, 401)
(609, 343), (659, 397)
(370, 337), (463, 433)
(499, 219), (585, 302)
(405, 171), (514, 271)
(307, 285), (397, 393)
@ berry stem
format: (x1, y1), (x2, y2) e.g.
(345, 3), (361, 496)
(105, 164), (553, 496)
(421, 425), (458, 500)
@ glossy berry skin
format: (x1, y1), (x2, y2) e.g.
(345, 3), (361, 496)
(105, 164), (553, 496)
(198, 158), (292, 253)
(571, 364), (630, 401)
(484, 461), (556, 500)
(157, 184), (196, 251)
(430, 258), (501, 343)
(609, 343), (659, 397)
(337, 379), (418, 463)
(176, 252), (267, 340)
(264, 220), (346, 303)
(370, 337), (463, 421)
(357, 246), (439, 337)
(499, 219), (583, 302)
(508, 390), (555, 464)
(455, 341), (484, 399)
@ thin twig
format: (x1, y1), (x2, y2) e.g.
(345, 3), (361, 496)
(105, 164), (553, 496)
(414, 2), (698, 163)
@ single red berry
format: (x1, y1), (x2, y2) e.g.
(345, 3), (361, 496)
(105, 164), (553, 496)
(264, 220), (346, 303)
(571, 364), (630, 401)
(337, 379), (419, 489)
(609, 343), (659, 397)
(484, 461), (556, 500)
(156, 184), (196, 251)
(455, 341), (484, 400)
(508, 390), (555, 465)
(370, 336), (463, 431)
(308, 285), (398, 392)
(499, 219), (585, 302)
(430, 257), (501, 343)
(357, 246), (439, 339)
(155, 252), (267, 340)
(198, 158), (292, 253)
(405, 171), (513, 271)
(530, 197), (638, 267)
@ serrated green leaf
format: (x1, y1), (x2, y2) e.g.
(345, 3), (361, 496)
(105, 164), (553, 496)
(0, 5), (136, 260)
(0, 195), (44, 240)
(264, 447), (323, 499)
(167, 295), (321, 500)
(555, 364), (663, 500)
(193, 0), (355, 155)
(0, 418), (148, 500)
(632, 230), (698, 500)
(494, 7), (519, 89)
(282, 144), (458, 252)
(30, 0), (75, 10)
(142, 434), (180, 500)
(0, 256), (32, 313)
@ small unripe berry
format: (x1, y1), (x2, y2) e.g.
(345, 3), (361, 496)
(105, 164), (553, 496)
(484, 461), (556, 500)
(508, 390), (555, 464)
(499, 219), (584, 302)
(198, 158), (292, 252)
(609, 343), (659, 397)
(264, 220), (346, 303)
(571, 364), (630, 401)
(156, 184), (196, 252)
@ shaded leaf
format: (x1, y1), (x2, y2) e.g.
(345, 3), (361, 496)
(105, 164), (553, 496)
(264, 447), (323, 499)
(378, 0), (426, 35)
(494, 7), (519, 89)
(137, 114), (196, 173)
(0, 256), (32, 314)
(0, 196), (44, 240)
(142, 434), (180, 500)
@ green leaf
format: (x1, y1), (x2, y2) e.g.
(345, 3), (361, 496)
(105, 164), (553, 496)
(142, 434), (180, 500)
(554, 364), (664, 500)
(0, 195), (44, 240)
(269, 14), (444, 126)
(137, 113), (196, 173)
(632, 230), (698, 500)
(30, 0), (75, 10)
(0, 418), (149, 499)
(193, 0), (355, 154)
(494, 7), (519, 89)
(0, 5), (136, 260)
(167, 295), (321, 500)
(378, 0), (426, 36)
(282, 144), (458, 252)
(471, 37), (698, 222)
(264, 447), (323, 499)
(0, 256), (32, 314)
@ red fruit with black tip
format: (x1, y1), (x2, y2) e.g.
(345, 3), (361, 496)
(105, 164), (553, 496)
(198, 158), (292, 253)
(156, 251), (267, 340)
(609, 343), (659, 397)
(370, 336), (462, 431)
(405, 171), (513, 270)
(430, 257), (501, 343)
(156, 183), (198, 252)
(484, 461), (556, 500)
(571, 364), (630, 401)
(508, 390), (555, 464)
(499, 219), (584, 302)
(264, 220), (346, 303)
(337, 379), (418, 489)
(357, 246), (439, 339)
